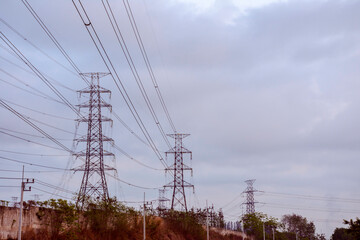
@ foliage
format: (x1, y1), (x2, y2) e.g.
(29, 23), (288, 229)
(81, 197), (141, 239)
(36, 198), (79, 239)
(281, 213), (316, 240)
(20, 197), (247, 240)
(343, 218), (360, 239)
(241, 212), (279, 240)
(163, 209), (206, 240)
(331, 227), (357, 240)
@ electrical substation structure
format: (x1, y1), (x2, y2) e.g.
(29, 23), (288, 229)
(75, 72), (115, 208)
(164, 133), (194, 211)
(243, 179), (258, 214)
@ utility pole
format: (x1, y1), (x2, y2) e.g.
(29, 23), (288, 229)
(143, 192), (152, 240)
(75, 72), (115, 209)
(143, 193), (146, 240)
(164, 133), (194, 211)
(242, 179), (258, 214)
(263, 222), (265, 240)
(18, 166), (34, 240)
(273, 227), (275, 240)
(206, 200), (209, 240)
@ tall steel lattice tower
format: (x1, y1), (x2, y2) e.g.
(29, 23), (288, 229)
(243, 179), (257, 214)
(164, 133), (194, 211)
(75, 72), (114, 208)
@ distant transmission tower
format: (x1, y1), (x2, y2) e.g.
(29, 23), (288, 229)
(243, 179), (258, 214)
(157, 188), (169, 215)
(164, 133), (194, 211)
(75, 72), (114, 208)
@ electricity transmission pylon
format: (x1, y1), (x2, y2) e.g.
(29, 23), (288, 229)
(164, 133), (194, 211)
(75, 72), (115, 208)
(243, 179), (258, 214)
(157, 188), (169, 215)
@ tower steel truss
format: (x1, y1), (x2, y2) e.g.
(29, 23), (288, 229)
(75, 72), (114, 208)
(164, 133), (194, 211)
(243, 179), (257, 214)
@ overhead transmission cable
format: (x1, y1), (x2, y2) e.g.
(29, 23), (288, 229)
(0, 68), (64, 104)
(122, 0), (176, 133)
(261, 191), (360, 204)
(0, 127), (73, 141)
(113, 144), (162, 171)
(0, 54), (74, 92)
(0, 101), (160, 191)
(0, 168), (63, 173)
(20, 0), (90, 86)
(0, 155), (70, 170)
(0, 32), (85, 120)
(0, 98), (73, 120)
(0, 17), (79, 77)
(102, 0), (172, 148)
(0, 130), (68, 151)
(32, 187), (74, 200)
(36, 179), (77, 195)
(0, 77), (65, 104)
(72, 0), (170, 169)
(0, 100), (74, 153)
(0, 149), (67, 157)
(17, 1), (153, 150)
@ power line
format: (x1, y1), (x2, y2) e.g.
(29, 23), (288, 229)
(0, 130), (67, 151)
(0, 77), (67, 106)
(220, 193), (242, 210)
(0, 149), (68, 157)
(72, 0), (170, 170)
(0, 155), (71, 171)
(0, 127), (73, 140)
(0, 54), (75, 93)
(20, 0), (90, 86)
(112, 111), (151, 148)
(0, 17), (79, 78)
(0, 32), (85, 120)
(15, 1), (162, 153)
(0, 168), (63, 173)
(32, 186), (74, 200)
(0, 100), (75, 154)
(102, 0), (172, 148)
(0, 68), (65, 104)
(113, 144), (163, 171)
(264, 202), (360, 214)
(36, 179), (76, 195)
(107, 173), (162, 190)
(0, 99), (73, 120)
(122, 0), (176, 132)
(261, 191), (360, 203)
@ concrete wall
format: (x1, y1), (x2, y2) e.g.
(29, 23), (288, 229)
(0, 206), (43, 240)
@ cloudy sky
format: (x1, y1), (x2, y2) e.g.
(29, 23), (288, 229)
(1, 0), (360, 237)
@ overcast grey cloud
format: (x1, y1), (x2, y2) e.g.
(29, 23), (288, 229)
(1, 0), (360, 237)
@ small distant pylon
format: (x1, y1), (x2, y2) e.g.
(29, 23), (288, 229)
(243, 179), (258, 214)
(75, 72), (115, 208)
(157, 188), (169, 216)
(164, 133), (194, 211)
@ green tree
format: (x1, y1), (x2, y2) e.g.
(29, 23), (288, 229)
(331, 228), (356, 240)
(343, 218), (360, 239)
(281, 214), (316, 240)
(37, 199), (79, 239)
(242, 212), (279, 240)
